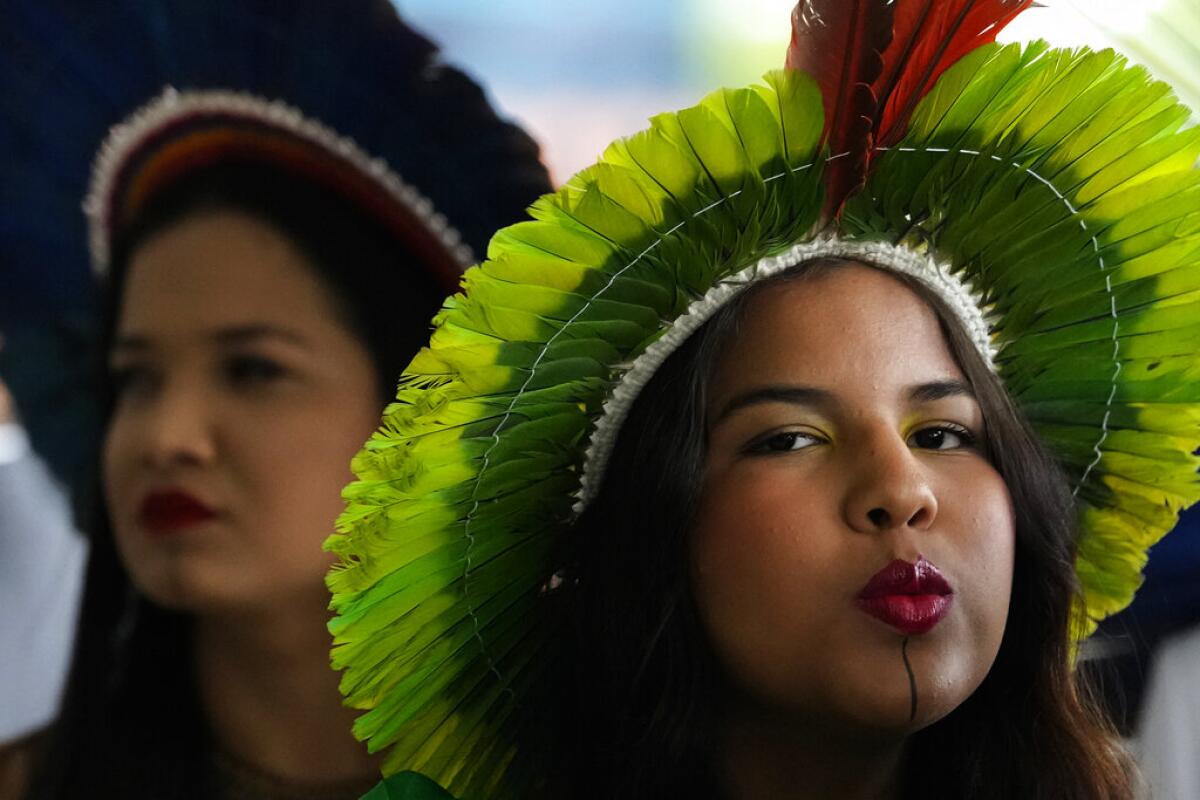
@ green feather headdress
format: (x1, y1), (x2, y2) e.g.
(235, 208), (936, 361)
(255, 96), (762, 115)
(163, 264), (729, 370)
(327, 2), (1200, 795)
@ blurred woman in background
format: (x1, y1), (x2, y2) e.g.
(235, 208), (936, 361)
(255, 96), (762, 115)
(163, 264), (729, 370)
(8, 4), (550, 798)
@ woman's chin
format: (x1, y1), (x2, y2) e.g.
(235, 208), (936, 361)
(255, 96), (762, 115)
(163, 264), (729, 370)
(829, 691), (930, 739)
(132, 573), (226, 613)
(809, 655), (976, 741)
(128, 559), (255, 615)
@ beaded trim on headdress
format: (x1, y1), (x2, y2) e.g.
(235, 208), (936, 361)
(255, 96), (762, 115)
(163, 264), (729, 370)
(84, 87), (474, 284)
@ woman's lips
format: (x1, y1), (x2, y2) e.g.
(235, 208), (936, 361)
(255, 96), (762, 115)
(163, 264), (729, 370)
(856, 557), (954, 636)
(139, 490), (217, 536)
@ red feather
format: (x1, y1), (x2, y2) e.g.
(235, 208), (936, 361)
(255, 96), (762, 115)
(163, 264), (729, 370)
(783, 0), (1035, 215)
(785, 0), (895, 217)
(874, 0), (1036, 147)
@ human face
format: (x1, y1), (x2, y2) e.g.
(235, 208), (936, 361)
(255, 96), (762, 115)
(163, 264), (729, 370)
(691, 264), (1015, 738)
(104, 211), (381, 615)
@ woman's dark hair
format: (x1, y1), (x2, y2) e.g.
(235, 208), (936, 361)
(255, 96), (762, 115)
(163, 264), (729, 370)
(26, 160), (448, 799)
(539, 258), (1137, 799)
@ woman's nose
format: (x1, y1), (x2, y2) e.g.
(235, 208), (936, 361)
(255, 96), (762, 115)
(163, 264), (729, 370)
(139, 380), (218, 470)
(843, 434), (938, 534)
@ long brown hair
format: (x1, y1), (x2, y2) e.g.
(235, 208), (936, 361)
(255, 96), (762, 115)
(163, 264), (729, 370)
(537, 258), (1137, 799)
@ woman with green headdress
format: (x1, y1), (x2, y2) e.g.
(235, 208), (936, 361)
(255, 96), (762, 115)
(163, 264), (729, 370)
(329, 2), (1200, 797)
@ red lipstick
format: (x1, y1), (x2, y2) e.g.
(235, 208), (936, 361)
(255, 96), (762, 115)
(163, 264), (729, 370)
(856, 557), (953, 636)
(139, 490), (217, 536)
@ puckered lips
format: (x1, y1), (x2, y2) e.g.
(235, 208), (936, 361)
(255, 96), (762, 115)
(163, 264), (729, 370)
(856, 557), (954, 636)
(139, 489), (218, 537)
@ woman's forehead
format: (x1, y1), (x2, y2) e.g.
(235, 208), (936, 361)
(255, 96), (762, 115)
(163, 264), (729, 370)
(116, 211), (342, 345)
(710, 265), (966, 402)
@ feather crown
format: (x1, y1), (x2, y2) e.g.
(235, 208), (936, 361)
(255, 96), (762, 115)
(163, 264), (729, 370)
(85, 88), (473, 292)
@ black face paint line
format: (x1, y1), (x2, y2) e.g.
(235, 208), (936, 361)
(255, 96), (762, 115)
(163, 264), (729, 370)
(902, 636), (918, 724)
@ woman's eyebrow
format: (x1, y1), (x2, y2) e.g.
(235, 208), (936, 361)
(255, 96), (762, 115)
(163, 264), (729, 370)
(110, 335), (150, 354)
(908, 380), (975, 404)
(713, 379), (976, 426)
(212, 324), (311, 349)
(713, 385), (836, 426)
(111, 324), (312, 353)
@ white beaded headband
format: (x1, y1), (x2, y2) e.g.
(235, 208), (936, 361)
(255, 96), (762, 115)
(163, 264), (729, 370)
(83, 86), (474, 276)
(575, 235), (995, 511)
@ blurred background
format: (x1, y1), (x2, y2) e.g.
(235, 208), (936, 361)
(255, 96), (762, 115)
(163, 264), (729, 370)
(397, 0), (1200, 180)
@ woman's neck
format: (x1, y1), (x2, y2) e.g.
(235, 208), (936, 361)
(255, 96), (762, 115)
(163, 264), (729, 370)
(719, 703), (908, 800)
(193, 596), (379, 783)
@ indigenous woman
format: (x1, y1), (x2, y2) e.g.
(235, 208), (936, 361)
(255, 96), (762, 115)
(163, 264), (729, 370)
(18, 8), (550, 800)
(328, 2), (1200, 798)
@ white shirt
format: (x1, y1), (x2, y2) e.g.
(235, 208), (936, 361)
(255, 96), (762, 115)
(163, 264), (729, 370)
(1137, 624), (1200, 800)
(0, 422), (88, 742)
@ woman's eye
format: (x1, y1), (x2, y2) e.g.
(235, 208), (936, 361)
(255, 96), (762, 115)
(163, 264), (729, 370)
(110, 364), (156, 398)
(908, 425), (974, 451)
(750, 431), (821, 453)
(225, 355), (285, 386)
